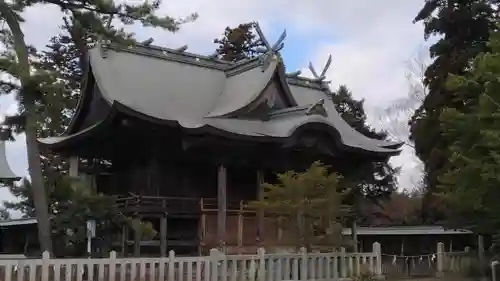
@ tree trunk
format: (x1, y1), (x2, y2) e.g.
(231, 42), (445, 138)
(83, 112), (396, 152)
(0, 0), (53, 254)
(25, 123), (53, 253)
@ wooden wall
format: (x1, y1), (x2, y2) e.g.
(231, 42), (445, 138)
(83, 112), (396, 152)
(100, 158), (261, 204)
(201, 213), (284, 254)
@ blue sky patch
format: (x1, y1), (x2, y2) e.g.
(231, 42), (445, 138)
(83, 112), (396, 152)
(264, 23), (337, 70)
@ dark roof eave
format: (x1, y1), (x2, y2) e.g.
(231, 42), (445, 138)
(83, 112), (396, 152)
(109, 102), (402, 158)
(37, 110), (116, 152)
(39, 101), (401, 158)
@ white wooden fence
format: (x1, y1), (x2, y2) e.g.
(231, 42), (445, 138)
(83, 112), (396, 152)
(436, 242), (473, 275)
(492, 260), (499, 281)
(0, 243), (382, 281)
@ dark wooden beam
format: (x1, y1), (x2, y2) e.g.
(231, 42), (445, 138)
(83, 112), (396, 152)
(133, 216), (141, 256)
(121, 226), (128, 257)
(256, 170), (264, 246)
(217, 164), (227, 252)
(160, 212), (167, 257)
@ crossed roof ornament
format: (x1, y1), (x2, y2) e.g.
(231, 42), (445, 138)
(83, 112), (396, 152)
(252, 22), (286, 71)
(253, 22), (333, 82)
(308, 55), (332, 82)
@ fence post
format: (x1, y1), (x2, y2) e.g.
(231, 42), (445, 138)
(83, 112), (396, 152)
(41, 251), (50, 281)
(109, 251), (116, 281)
(372, 242), (382, 279)
(436, 242), (445, 277)
(492, 261), (499, 281)
(257, 247), (266, 281)
(210, 248), (221, 281)
(464, 247), (471, 270)
(300, 247), (307, 281)
(168, 250), (175, 281)
(340, 247), (347, 278)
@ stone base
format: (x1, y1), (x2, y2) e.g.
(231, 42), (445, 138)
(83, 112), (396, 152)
(435, 272), (445, 278)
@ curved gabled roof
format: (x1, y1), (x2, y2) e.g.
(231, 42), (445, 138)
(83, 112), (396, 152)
(288, 83), (402, 150)
(206, 60), (278, 118)
(89, 46), (226, 127)
(38, 44), (402, 156)
(203, 115), (399, 155)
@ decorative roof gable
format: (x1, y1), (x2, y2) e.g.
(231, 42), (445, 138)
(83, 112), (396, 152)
(206, 56), (297, 119)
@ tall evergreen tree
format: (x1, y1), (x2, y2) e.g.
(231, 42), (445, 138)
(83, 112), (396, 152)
(409, 0), (497, 222)
(0, 0), (196, 253)
(332, 85), (398, 202)
(213, 22), (265, 62)
(438, 27), (500, 237)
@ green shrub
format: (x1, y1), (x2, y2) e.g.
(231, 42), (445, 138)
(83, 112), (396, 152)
(463, 259), (491, 279)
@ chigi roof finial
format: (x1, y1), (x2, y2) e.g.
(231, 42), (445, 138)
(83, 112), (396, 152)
(309, 54), (332, 82)
(253, 22), (286, 71)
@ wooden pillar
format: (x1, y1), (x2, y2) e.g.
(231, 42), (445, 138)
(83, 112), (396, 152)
(199, 198), (206, 254)
(69, 156), (79, 178)
(160, 213), (168, 257)
(277, 217), (283, 241)
(256, 171), (264, 245)
(352, 221), (358, 252)
(121, 225), (128, 256)
(217, 164), (227, 252)
(478, 234), (486, 278)
(237, 201), (244, 254)
(133, 217), (141, 256)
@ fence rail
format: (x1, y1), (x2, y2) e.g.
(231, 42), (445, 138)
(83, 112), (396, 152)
(443, 251), (472, 273)
(0, 243), (382, 281)
(436, 243), (472, 275)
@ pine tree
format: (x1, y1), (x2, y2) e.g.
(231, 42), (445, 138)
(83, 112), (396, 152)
(438, 28), (500, 236)
(330, 85), (399, 247)
(3, 19), (104, 218)
(0, 0), (196, 254)
(332, 86), (398, 203)
(251, 161), (348, 250)
(409, 0), (497, 212)
(213, 22), (266, 62)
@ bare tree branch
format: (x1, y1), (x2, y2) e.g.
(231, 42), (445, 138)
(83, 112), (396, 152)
(371, 45), (430, 190)
(374, 45), (430, 146)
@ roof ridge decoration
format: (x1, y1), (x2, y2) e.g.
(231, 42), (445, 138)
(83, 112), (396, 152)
(252, 22), (286, 71)
(309, 54), (332, 83)
(284, 56), (334, 90)
(308, 55), (336, 98)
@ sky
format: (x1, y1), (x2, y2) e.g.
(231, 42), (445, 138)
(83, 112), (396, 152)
(0, 0), (429, 207)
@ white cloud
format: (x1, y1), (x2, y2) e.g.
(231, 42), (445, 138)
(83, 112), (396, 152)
(1, 0), (428, 198)
(295, 0), (427, 190)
